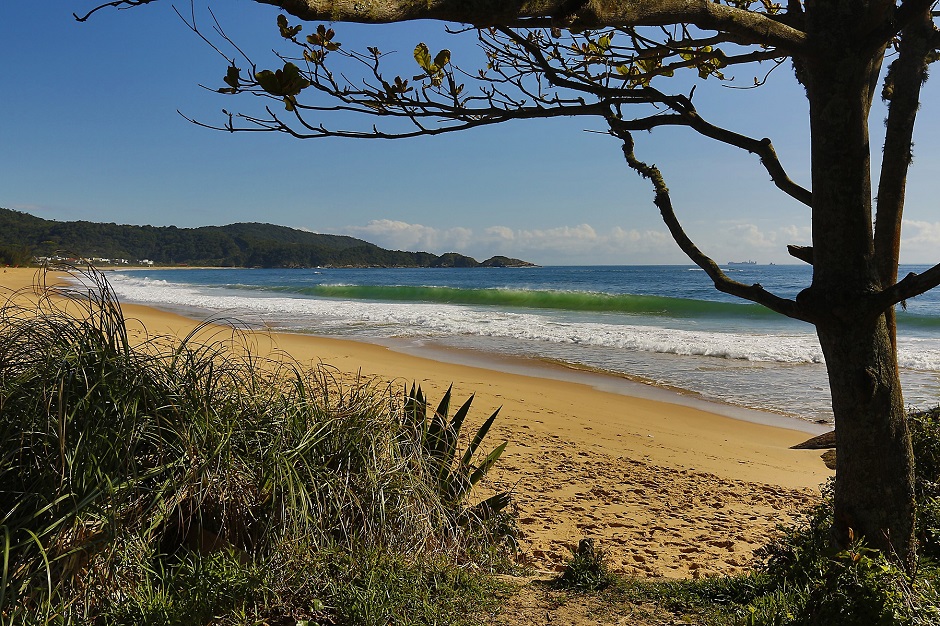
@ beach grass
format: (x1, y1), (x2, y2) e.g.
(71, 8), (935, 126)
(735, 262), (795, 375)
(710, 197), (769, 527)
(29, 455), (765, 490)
(0, 265), (516, 625)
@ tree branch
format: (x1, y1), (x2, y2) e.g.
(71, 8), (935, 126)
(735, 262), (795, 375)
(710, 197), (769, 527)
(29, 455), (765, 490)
(612, 94), (812, 207)
(83, 0), (808, 50)
(873, 7), (933, 347)
(864, 0), (938, 50)
(608, 117), (811, 323)
(491, 28), (811, 207)
(871, 263), (940, 311)
(874, 8), (933, 284)
(74, 0), (154, 22)
(191, 97), (618, 139)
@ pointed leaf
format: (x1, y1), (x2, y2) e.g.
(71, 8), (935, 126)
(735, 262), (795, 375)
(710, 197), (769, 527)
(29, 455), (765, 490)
(425, 385), (452, 464)
(460, 491), (511, 524)
(461, 406), (501, 468)
(436, 393), (474, 483)
(449, 393), (474, 438)
(466, 440), (507, 492)
(434, 384), (452, 420)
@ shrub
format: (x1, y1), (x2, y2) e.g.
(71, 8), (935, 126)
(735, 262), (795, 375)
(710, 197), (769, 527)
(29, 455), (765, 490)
(554, 538), (614, 591)
(910, 407), (940, 559)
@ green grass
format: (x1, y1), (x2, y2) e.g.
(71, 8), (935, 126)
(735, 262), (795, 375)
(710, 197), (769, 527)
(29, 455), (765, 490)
(0, 264), (516, 625)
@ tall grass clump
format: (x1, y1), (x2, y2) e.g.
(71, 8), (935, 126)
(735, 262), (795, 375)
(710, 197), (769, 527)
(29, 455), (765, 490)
(0, 265), (515, 625)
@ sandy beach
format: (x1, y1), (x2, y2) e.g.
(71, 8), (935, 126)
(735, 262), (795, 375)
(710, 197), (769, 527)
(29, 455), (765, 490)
(1, 267), (830, 579)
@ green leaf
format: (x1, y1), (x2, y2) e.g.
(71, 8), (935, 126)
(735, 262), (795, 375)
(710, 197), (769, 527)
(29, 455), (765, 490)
(462, 407), (501, 468)
(463, 491), (511, 523)
(255, 63), (310, 97)
(467, 440), (507, 489)
(414, 42), (433, 72)
(445, 394), (474, 459)
(222, 65), (241, 91)
(433, 49), (451, 69)
(277, 14), (302, 39)
(425, 384), (452, 465)
(637, 57), (658, 73)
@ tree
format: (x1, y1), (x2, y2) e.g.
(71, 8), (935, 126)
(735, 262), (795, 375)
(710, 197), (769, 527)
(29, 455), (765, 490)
(85, 0), (940, 567)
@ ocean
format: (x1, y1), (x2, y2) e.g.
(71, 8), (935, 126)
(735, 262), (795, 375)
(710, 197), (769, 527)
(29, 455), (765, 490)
(101, 265), (940, 425)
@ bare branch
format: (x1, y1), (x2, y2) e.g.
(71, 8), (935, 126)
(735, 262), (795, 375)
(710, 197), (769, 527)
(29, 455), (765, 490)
(196, 97), (617, 139)
(74, 0), (155, 22)
(613, 91), (812, 207)
(787, 244), (814, 265)
(608, 117), (811, 322)
(871, 263), (940, 311)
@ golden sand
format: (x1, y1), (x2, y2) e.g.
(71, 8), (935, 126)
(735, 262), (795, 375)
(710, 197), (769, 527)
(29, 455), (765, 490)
(1, 267), (830, 578)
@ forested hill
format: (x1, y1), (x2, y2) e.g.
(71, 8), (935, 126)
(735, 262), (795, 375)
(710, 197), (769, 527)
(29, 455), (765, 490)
(0, 208), (535, 268)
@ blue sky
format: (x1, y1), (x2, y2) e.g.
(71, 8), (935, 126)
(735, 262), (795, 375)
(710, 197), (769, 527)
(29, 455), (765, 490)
(2, 1), (939, 265)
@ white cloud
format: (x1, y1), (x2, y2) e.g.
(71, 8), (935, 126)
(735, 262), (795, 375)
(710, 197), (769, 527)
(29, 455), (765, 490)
(902, 220), (940, 245)
(901, 220), (940, 263)
(483, 225), (515, 241)
(342, 219), (681, 264)
(345, 219), (473, 252)
(340, 218), (832, 264)
(724, 223), (811, 250)
(712, 222), (811, 263)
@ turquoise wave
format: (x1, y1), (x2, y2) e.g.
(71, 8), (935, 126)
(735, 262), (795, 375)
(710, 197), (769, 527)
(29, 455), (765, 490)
(897, 311), (940, 330)
(223, 282), (940, 326)
(250, 283), (780, 319)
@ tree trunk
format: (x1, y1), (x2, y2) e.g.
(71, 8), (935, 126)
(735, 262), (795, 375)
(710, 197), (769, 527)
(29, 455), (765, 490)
(816, 319), (915, 563)
(802, 0), (916, 566)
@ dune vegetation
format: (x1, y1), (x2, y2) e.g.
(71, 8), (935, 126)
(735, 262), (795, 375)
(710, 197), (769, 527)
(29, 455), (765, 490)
(0, 266), (517, 625)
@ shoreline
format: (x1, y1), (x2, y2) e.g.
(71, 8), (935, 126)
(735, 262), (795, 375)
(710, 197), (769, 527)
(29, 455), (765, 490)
(92, 278), (830, 435)
(361, 335), (830, 435)
(1, 267), (830, 578)
(92, 265), (836, 432)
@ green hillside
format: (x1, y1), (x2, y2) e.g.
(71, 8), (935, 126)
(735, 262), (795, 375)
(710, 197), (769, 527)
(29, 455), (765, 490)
(0, 208), (534, 268)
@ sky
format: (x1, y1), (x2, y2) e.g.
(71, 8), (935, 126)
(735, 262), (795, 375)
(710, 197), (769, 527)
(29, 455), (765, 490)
(1, 1), (939, 266)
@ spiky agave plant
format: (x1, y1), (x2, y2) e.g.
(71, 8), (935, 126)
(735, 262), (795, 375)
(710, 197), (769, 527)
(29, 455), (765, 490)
(402, 384), (511, 526)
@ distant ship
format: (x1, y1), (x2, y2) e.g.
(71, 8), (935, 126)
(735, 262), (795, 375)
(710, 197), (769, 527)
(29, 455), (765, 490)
(727, 260), (757, 265)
